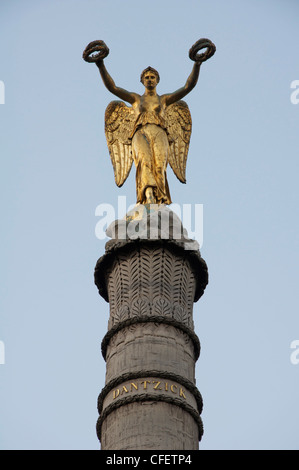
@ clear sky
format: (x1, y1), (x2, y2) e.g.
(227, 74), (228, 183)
(1, 0), (299, 450)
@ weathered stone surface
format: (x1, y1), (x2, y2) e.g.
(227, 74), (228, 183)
(104, 323), (196, 384)
(94, 235), (208, 449)
(99, 402), (200, 450)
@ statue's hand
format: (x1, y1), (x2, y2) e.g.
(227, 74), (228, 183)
(83, 40), (109, 63)
(189, 38), (216, 64)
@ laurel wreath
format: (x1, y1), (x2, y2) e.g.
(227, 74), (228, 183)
(83, 40), (109, 63)
(189, 38), (216, 63)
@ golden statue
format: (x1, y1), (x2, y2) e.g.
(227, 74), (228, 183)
(83, 39), (215, 205)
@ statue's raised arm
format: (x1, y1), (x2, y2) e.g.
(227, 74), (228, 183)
(83, 40), (139, 104)
(161, 39), (216, 106)
(83, 39), (216, 205)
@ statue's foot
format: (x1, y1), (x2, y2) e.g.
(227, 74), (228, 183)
(145, 187), (156, 204)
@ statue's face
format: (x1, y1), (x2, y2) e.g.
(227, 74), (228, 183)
(142, 71), (158, 89)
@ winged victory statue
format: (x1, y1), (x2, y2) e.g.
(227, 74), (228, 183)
(83, 39), (216, 205)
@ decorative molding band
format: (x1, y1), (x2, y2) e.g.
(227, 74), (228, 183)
(97, 369), (203, 415)
(96, 393), (204, 443)
(101, 315), (201, 361)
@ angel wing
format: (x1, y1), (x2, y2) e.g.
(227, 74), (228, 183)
(165, 100), (192, 184)
(105, 100), (135, 187)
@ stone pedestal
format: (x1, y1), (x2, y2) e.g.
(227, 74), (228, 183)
(94, 208), (208, 450)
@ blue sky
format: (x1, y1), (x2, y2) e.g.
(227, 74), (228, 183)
(1, 0), (299, 450)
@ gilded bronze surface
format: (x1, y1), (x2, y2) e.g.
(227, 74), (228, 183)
(83, 39), (216, 205)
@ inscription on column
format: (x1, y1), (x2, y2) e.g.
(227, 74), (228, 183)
(112, 380), (187, 399)
(102, 376), (198, 413)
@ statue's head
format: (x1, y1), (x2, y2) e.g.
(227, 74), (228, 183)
(140, 66), (160, 88)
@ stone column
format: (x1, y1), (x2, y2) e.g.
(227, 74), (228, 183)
(94, 226), (208, 450)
